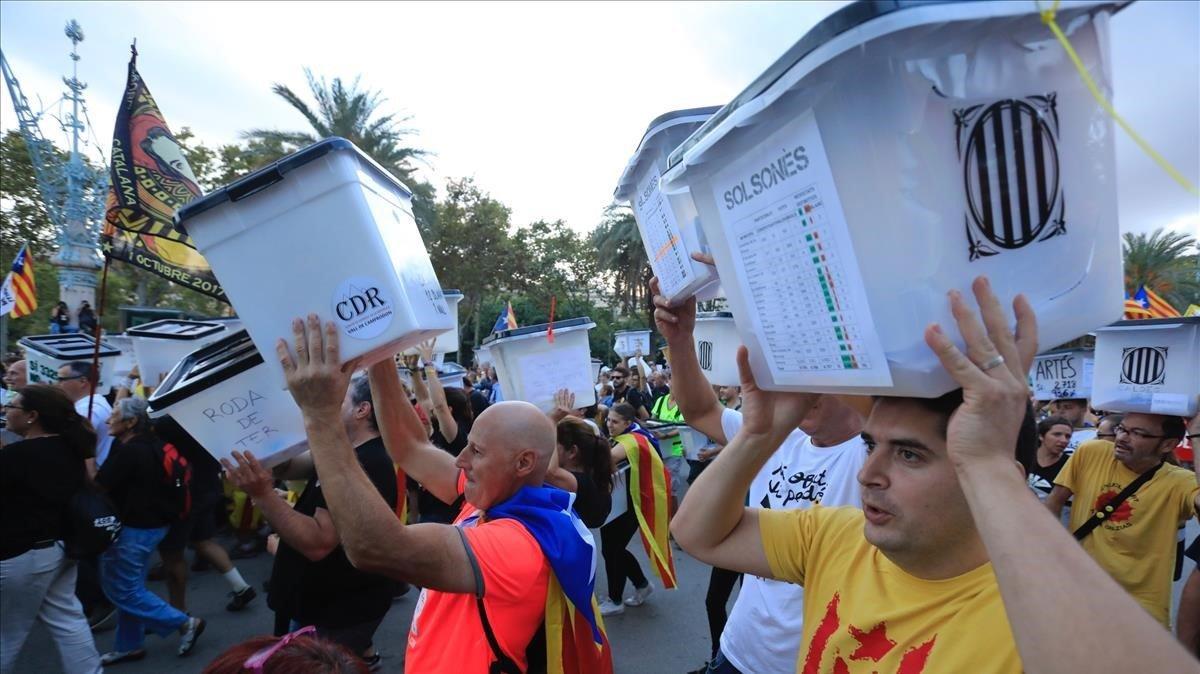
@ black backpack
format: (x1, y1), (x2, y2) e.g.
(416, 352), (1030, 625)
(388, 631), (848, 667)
(63, 486), (122, 560)
(156, 442), (192, 520)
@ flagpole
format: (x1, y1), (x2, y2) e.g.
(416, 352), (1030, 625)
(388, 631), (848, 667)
(85, 255), (111, 419)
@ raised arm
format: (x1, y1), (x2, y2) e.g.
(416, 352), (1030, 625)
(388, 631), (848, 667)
(278, 315), (474, 593)
(368, 358), (458, 505)
(928, 277), (1198, 674)
(419, 340), (457, 442)
(671, 347), (817, 578)
(651, 276), (727, 443)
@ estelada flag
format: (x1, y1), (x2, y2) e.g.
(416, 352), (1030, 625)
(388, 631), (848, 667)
(6, 244), (37, 318)
(102, 48), (226, 302)
(614, 427), (677, 589)
(1137, 285), (1181, 319)
(1123, 291), (1152, 320)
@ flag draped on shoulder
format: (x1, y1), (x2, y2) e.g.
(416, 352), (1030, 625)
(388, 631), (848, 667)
(5, 244), (37, 318)
(487, 485), (614, 674)
(491, 301), (518, 333)
(102, 48), (226, 302)
(614, 426), (676, 590)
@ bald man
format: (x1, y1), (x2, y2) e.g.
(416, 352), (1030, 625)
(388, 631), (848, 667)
(277, 316), (560, 673)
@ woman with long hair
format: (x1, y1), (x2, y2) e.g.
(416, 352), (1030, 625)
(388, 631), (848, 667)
(546, 416), (614, 528)
(0, 384), (103, 673)
(597, 402), (676, 616)
(95, 397), (204, 665)
(409, 342), (476, 524)
(1027, 416), (1074, 502)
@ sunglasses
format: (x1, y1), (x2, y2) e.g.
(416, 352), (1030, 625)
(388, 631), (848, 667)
(243, 625), (316, 672)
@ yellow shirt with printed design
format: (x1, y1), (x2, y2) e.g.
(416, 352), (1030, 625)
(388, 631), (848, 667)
(1054, 439), (1199, 627)
(759, 505), (1020, 674)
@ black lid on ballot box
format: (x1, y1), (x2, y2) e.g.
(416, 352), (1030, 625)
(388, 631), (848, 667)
(126, 319), (225, 341)
(19, 333), (121, 359)
(148, 330), (264, 411)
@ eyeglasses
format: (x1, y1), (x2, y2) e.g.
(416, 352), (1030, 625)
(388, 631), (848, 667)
(56, 375), (87, 383)
(2, 403), (26, 411)
(243, 625), (316, 672)
(1096, 432), (1116, 439)
(1113, 424), (1167, 440)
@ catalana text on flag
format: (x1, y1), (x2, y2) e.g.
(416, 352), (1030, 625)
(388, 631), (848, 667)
(101, 50), (227, 302)
(7, 244), (38, 318)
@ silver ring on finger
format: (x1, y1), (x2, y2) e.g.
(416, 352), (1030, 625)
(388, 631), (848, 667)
(979, 354), (1006, 372)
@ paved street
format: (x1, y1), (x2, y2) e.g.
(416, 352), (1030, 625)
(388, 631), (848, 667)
(12, 520), (1200, 673)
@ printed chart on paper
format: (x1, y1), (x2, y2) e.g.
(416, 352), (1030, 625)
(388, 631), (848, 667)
(712, 111), (891, 387)
(634, 166), (694, 299)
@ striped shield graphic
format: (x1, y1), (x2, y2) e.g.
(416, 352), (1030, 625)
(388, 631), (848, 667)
(1120, 346), (1168, 386)
(956, 94), (1066, 261)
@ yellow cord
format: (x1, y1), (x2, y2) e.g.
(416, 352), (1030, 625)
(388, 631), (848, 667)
(1037, 0), (1199, 196)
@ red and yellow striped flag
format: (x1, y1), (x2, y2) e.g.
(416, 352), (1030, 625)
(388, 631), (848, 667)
(7, 244), (37, 318)
(1141, 286), (1181, 318)
(615, 432), (677, 588)
(545, 575), (614, 674)
(1123, 297), (1152, 320)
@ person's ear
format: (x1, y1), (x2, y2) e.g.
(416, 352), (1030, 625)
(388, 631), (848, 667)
(514, 449), (537, 477)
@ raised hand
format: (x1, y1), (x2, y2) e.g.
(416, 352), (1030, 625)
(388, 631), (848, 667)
(220, 450), (274, 500)
(734, 346), (818, 443)
(418, 339), (437, 368)
(651, 276), (698, 345)
(924, 276), (1038, 467)
(277, 314), (359, 420)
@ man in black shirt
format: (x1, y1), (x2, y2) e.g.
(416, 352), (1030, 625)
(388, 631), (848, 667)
(609, 365), (649, 421)
(223, 374), (398, 666)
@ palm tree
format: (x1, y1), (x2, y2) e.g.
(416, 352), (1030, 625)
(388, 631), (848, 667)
(242, 69), (435, 224)
(1123, 228), (1200, 309)
(591, 206), (652, 321)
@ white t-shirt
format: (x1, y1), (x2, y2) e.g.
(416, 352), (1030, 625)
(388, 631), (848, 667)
(718, 407), (866, 674)
(76, 395), (113, 465)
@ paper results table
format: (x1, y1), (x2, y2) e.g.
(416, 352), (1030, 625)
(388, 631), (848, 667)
(736, 184), (875, 374)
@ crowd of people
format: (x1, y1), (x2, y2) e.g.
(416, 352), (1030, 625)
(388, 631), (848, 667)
(2, 273), (1200, 674)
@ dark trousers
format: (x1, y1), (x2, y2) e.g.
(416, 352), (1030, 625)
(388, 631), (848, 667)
(288, 615), (386, 655)
(705, 566), (742, 659)
(73, 553), (106, 616)
(600, 511), (647, 602)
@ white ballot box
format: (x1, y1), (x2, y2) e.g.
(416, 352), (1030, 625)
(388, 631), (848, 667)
(1029, 349), (1094, 402)
(148, 330), (308, 468)
(483, 318), (598, 413)
(694, 312), (741, 387)
(174, 137), (454, 387)
(661, 0), (1125, 396)
(474, 346), (492, 368)
(613, 330), (651, 359)
(106, 335), (136, 380)
(614, 108), (723, 305)
(126, 319), (227, 387)
(1092, 318), (1199, 417)
(403, 289), (464, 357)
(19, 334), (122, 389)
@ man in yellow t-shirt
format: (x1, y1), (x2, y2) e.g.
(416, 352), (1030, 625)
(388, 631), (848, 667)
(1047, 413), (1199, 626)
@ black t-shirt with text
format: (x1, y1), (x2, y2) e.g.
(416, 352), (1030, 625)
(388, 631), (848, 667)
(268, 436), (399, 627)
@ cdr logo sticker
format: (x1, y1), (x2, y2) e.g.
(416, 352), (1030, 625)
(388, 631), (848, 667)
(331, 276), (393, 340)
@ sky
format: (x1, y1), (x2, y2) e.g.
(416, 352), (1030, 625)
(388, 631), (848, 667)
(1, 0), (1197, 239)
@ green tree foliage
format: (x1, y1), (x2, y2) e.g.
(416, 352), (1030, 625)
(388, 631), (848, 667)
(590, 206), (652, 325)
(1123, 228), (1199, 309)
(241, 69), (437, 227)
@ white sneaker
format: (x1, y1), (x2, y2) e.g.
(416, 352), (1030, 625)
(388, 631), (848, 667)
(597, 598), (625, 616)
(624, 583), (654, 607)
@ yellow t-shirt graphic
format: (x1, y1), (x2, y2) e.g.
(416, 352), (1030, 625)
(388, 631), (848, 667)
(1054, 439), (1199, 626)
(759, 506), (1020, 673)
